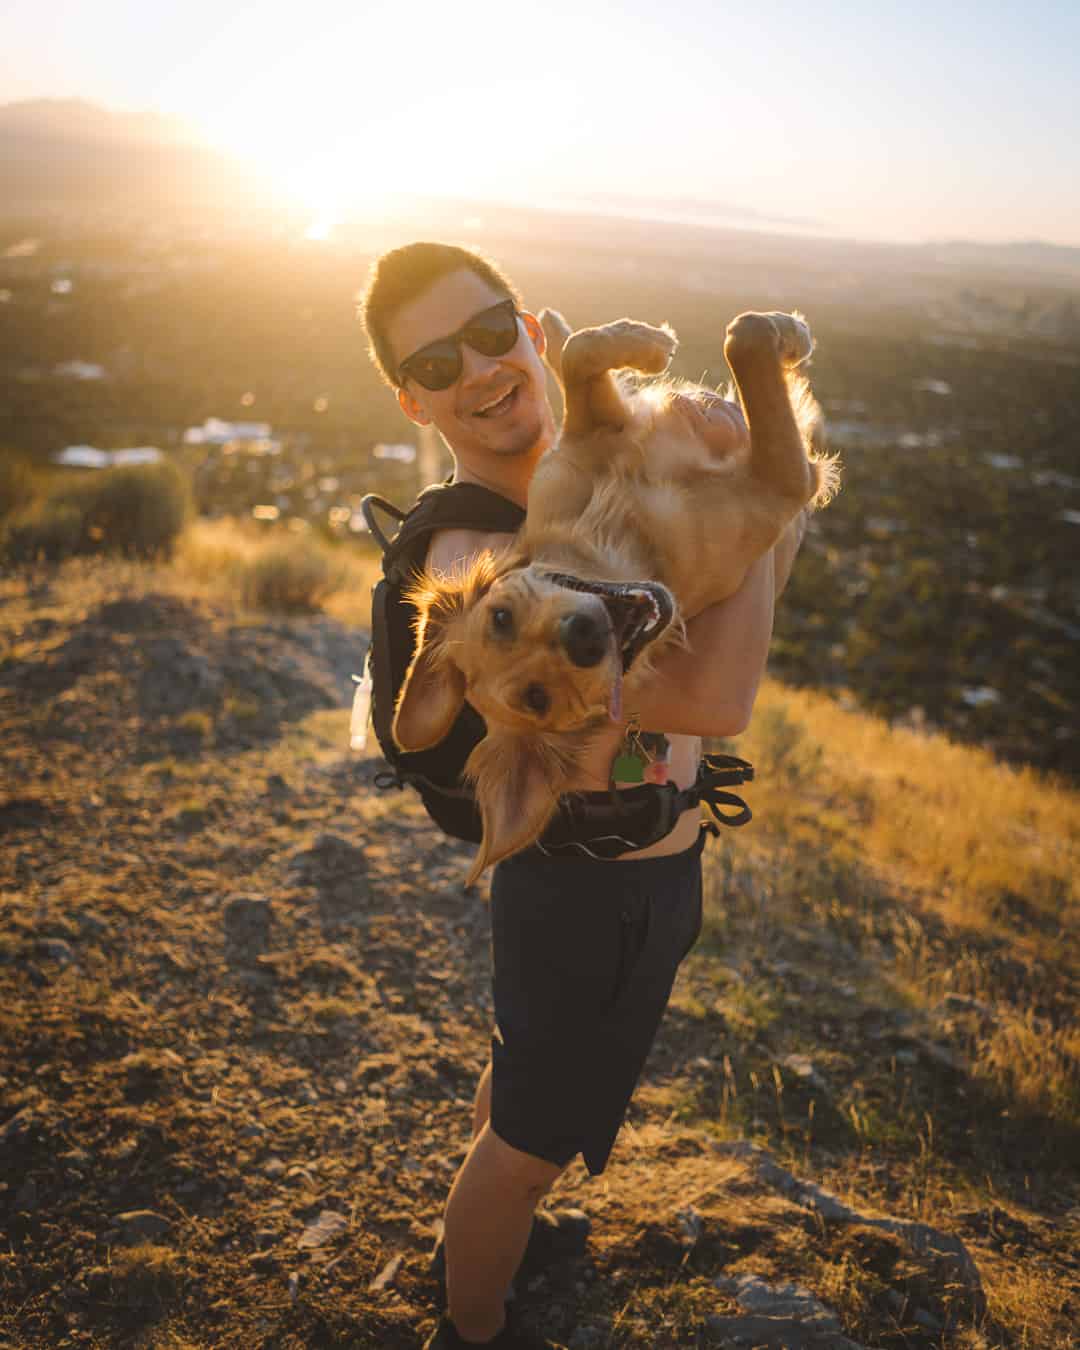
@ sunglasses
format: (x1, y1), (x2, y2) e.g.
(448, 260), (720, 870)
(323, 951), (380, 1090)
(397, 298), (521, 391)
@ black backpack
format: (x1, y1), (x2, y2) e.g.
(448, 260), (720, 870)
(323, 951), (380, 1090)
(359, 481), (756, 856)
(361, 481), (526, 842)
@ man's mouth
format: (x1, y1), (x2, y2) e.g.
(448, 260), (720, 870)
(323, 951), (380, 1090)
(472, 385), (519, 419)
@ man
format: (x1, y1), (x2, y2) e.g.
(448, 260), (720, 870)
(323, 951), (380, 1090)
(360, 242), (805, 1349)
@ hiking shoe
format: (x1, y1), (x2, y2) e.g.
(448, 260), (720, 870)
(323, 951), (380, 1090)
(429, 1207), (590, 1307)
(422, 1304), (558, 1349)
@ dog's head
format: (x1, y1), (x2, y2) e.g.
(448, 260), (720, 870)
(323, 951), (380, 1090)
(392, 555), (676, 878)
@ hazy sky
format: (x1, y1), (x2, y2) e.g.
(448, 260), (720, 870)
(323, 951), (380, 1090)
(5, 0), (1080, 245)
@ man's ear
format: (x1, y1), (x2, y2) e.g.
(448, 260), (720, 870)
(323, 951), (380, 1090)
(397, 385), (432, 427)
(520, 310), (547, 362)
(392, 556), (498, 752)
(465, 732), (563, 884)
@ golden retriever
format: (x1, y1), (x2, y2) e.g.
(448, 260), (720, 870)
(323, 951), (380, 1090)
(393, 308), (838, 879)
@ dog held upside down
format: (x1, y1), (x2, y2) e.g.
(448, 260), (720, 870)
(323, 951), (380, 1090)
(393, 308), (839, 878)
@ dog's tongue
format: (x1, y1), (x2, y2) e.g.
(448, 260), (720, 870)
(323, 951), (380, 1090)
(609, 662), (623, 723)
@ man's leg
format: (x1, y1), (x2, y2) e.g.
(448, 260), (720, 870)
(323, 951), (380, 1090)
(472, 1058), (493, 1139)
(443, 1121), (565, 1343)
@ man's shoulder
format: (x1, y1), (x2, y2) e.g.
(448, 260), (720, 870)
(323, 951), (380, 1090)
(426, 527), (516, 576)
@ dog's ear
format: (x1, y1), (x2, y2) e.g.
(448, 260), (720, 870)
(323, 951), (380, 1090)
(562, 319), (677, 436)
(538, 308), (572, 389)
(392, 557), (496, 752)
(464, 732), (569, 883)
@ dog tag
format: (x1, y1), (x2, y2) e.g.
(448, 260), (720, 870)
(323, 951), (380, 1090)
(350, 662), (373, 752)
(613, 752), (646, 783)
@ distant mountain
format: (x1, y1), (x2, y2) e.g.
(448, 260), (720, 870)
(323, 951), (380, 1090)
(0, 98), (264, 215)
(0, 99), (200, 146)
(924, 237), (1080, 275)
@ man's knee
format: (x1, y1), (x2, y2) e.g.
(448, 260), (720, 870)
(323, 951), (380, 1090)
(481, 1122), (567, 1200)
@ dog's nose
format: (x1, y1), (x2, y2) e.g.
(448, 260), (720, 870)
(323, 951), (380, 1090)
(560, 611), (608, 668)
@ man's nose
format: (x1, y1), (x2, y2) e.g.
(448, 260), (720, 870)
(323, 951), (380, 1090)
(560, 611), (608, 668)
(458, 342), (502, 385)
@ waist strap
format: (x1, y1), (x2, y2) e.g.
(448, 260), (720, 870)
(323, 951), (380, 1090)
(376, 753), (755, 860)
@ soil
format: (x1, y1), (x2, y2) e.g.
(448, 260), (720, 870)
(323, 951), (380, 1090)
(0, 568), (1073, 1349)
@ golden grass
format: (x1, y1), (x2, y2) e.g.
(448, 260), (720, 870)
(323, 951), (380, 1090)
(172, 517), (381, 622)
(731, 682), (1079, 966)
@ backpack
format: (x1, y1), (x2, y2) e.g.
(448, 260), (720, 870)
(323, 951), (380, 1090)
(361, 480), (526, 842)
(358, 481), (756, 855)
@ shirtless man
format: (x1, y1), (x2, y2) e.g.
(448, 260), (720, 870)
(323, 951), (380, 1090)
(360, 241), (805, 1349)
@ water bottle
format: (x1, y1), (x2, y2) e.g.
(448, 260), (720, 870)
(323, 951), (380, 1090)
(350, 655), (373, 752)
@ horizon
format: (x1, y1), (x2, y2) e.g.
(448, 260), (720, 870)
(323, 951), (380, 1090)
(3, 0), (1080, 250)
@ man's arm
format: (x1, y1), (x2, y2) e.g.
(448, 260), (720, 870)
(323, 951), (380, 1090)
(628, 510), (808, 738)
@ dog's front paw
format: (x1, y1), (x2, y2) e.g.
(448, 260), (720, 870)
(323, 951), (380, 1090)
(725, 311), (814, 368)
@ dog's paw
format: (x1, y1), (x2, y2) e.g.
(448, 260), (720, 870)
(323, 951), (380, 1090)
(767, 311), (814, 367)
(725, 311), (814, 368)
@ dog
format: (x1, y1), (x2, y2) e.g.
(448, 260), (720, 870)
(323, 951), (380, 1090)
(393, 308), (838, 879)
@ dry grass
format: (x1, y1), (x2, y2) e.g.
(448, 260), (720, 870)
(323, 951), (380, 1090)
(173, 516), (381, 622)
(731, 684), (1079, 968)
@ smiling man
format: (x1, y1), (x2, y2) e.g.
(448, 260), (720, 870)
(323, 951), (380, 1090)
(360, 241), (805, 1349)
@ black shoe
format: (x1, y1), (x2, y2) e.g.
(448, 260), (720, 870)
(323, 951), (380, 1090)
(422, 1304), (558, 1349)
(429, 1207), (591, 1308)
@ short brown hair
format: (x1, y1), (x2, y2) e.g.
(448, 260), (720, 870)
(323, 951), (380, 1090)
(359, 241), (522, 388)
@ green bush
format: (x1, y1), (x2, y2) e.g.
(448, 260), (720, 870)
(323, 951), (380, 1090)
(240, 535), (347, 612)
(1, 460), (191, 564)
(2, 497), (87, 563)
(0, 454), (38, 522)
(80, 461), (191, 559)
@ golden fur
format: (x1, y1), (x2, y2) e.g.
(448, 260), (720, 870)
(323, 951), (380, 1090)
(394, 308), (839, 880)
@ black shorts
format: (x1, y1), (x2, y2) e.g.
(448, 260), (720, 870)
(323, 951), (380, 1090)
(488, 827), (705, 1176)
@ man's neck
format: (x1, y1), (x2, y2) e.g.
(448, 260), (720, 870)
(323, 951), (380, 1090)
(449, 449), (545, 509)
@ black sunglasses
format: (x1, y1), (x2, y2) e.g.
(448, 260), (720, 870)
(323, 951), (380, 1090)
(397, 298), (521, 391)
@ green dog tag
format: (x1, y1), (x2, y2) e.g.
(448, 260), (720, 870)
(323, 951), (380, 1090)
(612, 752), (646, 783)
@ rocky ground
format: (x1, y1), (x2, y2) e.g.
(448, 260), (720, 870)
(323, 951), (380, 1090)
(1, 564), (1076, 1348)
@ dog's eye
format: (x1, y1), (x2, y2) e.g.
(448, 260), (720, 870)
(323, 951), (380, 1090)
(522, 683), (550, 716)
(491, 607), (514, 634)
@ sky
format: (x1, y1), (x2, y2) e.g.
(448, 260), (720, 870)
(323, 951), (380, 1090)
(4, 0), (1080, 246)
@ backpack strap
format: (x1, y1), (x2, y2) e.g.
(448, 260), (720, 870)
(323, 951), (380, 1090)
(373, 481), (526, 585)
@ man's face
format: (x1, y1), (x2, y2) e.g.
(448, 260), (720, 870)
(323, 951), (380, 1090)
(386, 268), (555, 465)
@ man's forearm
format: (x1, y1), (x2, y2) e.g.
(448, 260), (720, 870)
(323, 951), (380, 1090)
(626, 512), (807, 737)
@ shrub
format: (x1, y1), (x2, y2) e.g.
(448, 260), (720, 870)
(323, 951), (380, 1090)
(2, 496), (87, 563)
(1, 460), (191, 564)
(80, 461), (191, 559)
(240, 535), (347, 612)
(0, 454), (37, 522)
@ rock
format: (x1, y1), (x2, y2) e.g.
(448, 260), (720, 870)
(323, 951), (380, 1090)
(715, 1273), (841, 1331)
(297, 1209), (348, 1250)
(705, 1314), (866, 1348)
(676, 1205), (703, 1247)
(114, 1210), (171, 1244)
(36, 938), (76, 965)
(782, 1054), (829, 1092)
(367, 1252), (403, 1292)
(223, 894), (272, 963)
(713, 1139), (986, 1319)
(263, 1157), (287, 1178)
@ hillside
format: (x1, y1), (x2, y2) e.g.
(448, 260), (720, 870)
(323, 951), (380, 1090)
(1, 556), (1076, 1348)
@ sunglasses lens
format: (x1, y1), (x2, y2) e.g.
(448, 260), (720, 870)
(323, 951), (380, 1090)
(465, 301), (519, 357)
(402, 342), (461, 391)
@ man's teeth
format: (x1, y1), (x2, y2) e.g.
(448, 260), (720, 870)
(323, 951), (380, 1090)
(475, 387), (515, 416)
